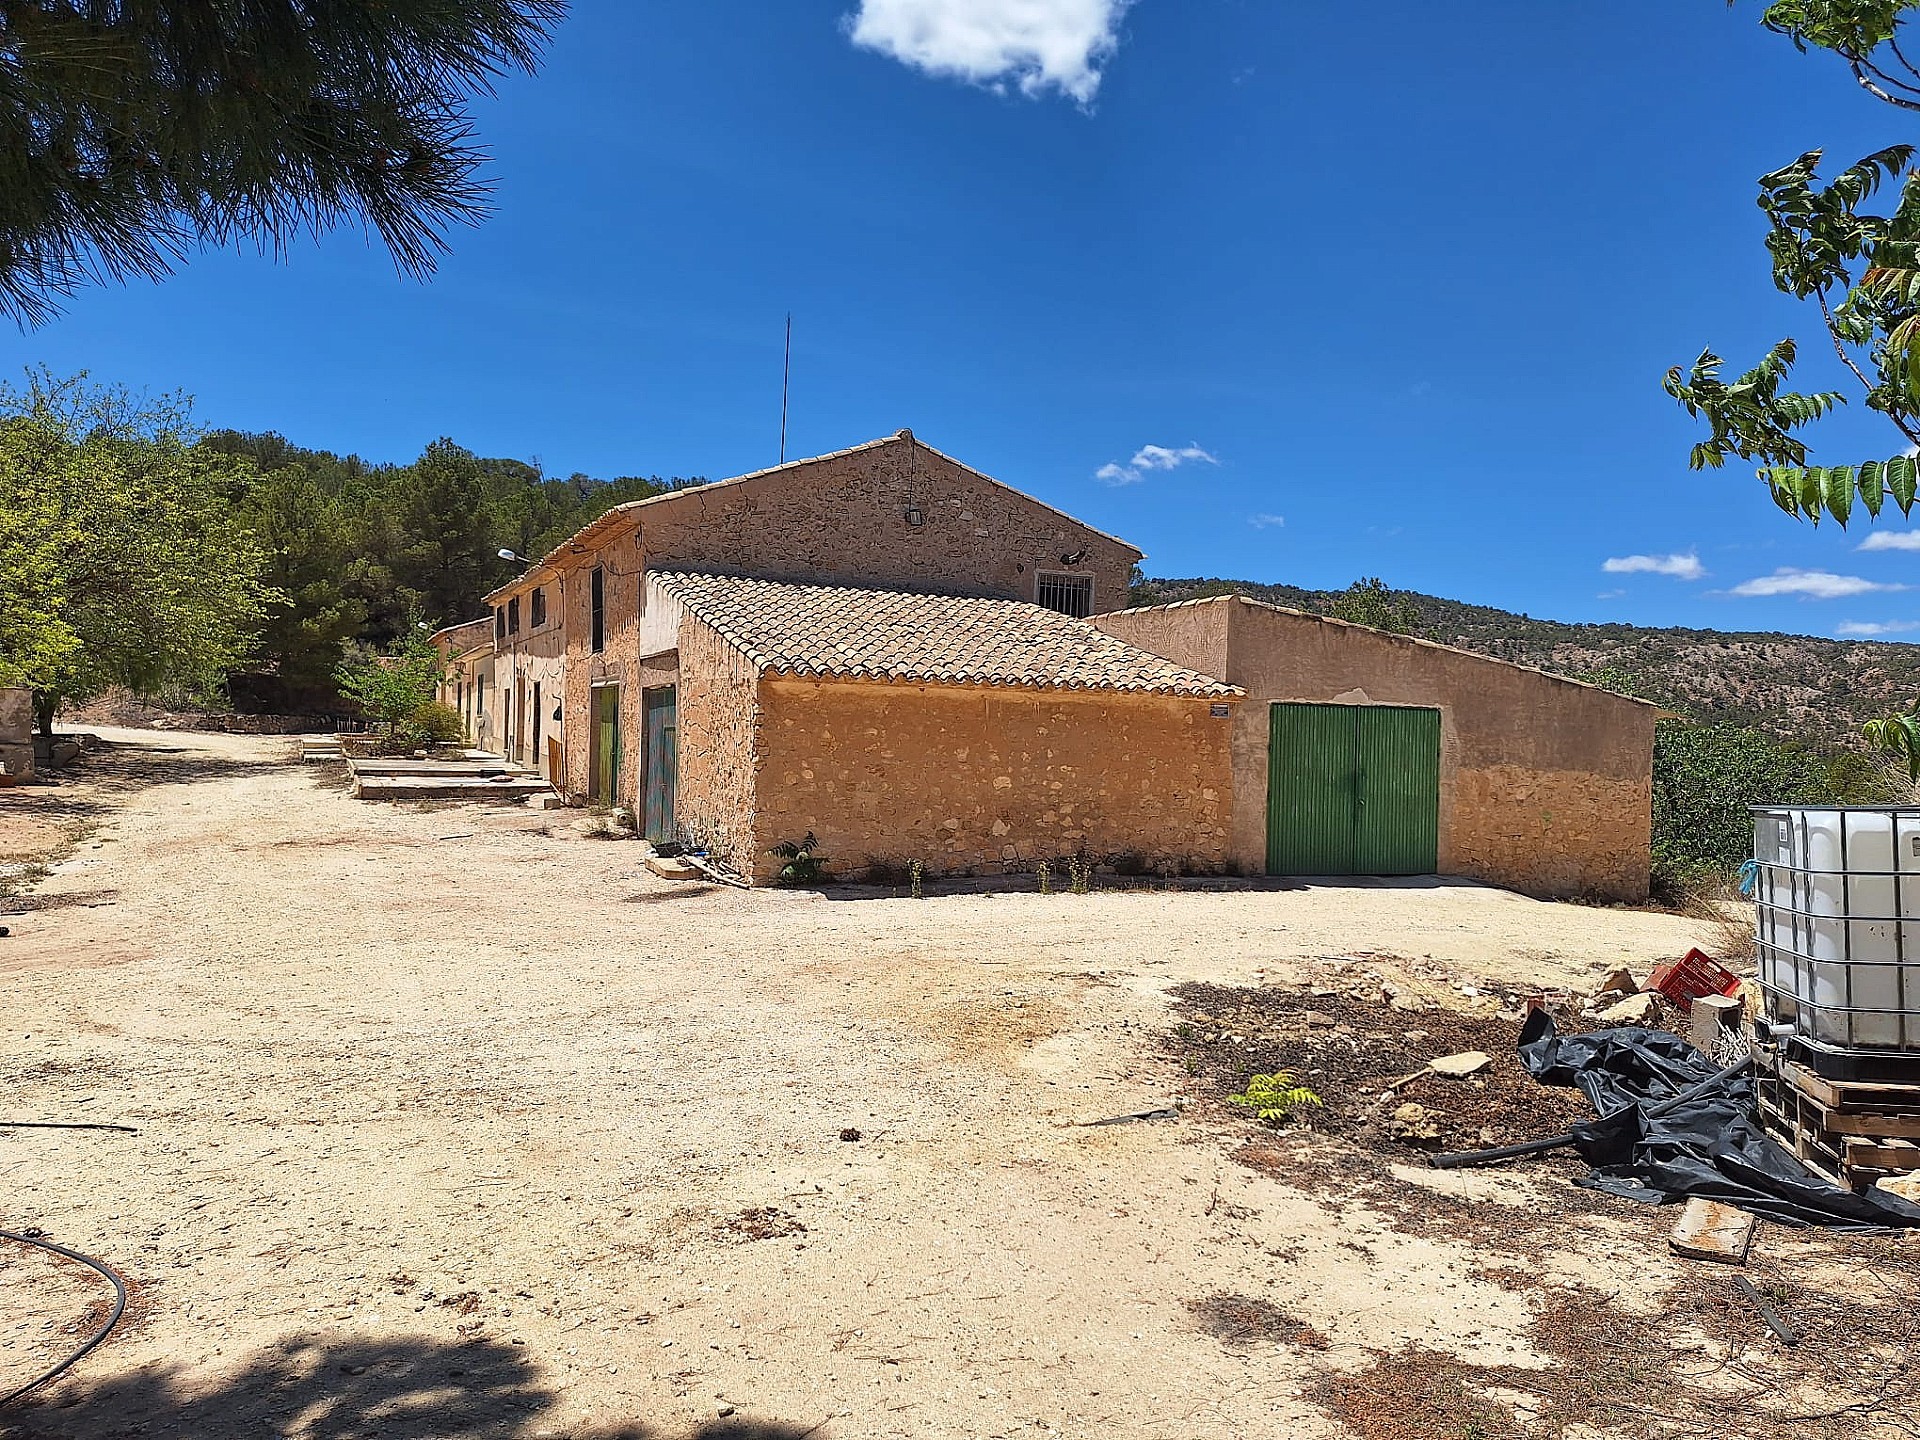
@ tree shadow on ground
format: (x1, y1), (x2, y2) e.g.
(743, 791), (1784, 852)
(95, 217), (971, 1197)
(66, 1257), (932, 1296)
(4, 1333), (827, 1440)
(9, 738), (296, 830)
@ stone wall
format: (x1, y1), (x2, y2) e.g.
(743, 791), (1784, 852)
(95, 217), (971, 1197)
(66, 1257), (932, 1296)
(636, 435), (1139, 614)
(673, 614), (760, 866)
(495, 623), (568, 780)
(751, 679), (1236, 884)
(0, 687), (33, 780)
(441, 653), (498, 756)
(541, 434), (1142, 806)
(1097, 597), (1655, 901)
(558, 537), (645, 802)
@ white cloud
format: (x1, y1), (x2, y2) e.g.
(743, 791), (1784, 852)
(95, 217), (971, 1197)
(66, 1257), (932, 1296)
(1097, 442), (1217, 486)
(1728, 568), (1908, 599)
(1602, 551), (1705, 581)
(844, 0), (1133, 104)
(1837, 620), (1920, 636)
(1247, 513), (1285, 530)
(1597, 589), (1627, 600)
(1858, 531), (1920, 551)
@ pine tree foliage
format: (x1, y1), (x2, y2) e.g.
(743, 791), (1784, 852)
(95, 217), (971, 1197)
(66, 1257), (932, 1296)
(0, 0), (566, 323)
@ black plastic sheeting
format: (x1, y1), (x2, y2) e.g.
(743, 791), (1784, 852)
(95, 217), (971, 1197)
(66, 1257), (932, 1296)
(1516, 1010), (1920, 1231)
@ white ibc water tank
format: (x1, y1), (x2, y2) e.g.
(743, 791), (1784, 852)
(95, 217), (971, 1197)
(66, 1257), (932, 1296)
(1753, 807), (1920, 1057)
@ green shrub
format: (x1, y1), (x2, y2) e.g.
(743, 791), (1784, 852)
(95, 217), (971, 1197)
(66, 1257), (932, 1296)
(1651, 719), (1905, 899)
(335, 629), (444, 749)
(407, 700), (464, 744)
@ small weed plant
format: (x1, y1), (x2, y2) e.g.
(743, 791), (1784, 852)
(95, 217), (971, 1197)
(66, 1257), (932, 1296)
(769, 832), (828, 886)
(1036, 860), (1051, 895)
(1067, 853), (1093, 895)
(1228, 1072), (1324, 1126)
(909, 859), (923, 899)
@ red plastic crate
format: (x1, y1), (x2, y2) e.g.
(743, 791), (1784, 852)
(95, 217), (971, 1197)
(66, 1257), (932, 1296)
(1649, 948), (1741, 1007)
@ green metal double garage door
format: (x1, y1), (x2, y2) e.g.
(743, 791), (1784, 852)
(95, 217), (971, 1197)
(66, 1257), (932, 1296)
(1266, 703), (1440, 876)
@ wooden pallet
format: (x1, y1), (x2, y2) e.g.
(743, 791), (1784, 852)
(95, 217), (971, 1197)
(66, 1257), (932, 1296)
(1753, 1045), (1920, 1189)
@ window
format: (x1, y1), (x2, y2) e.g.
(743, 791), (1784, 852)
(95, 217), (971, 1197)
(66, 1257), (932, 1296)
(530, 586), (546, 628)
(590, 566), (606, 653)
(532, 682), (542, 750)
(1037, 572), (1094, 619)
(494, 607), (506, 643)
(507, 595), (520, 635)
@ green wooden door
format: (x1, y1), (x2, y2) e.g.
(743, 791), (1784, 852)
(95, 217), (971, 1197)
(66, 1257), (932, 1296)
(642, 686), (677, 843)
(591, 684), (621, 805)
(1267, 703), (1439, 876)
(1351, 705), (1441, 873)
(1266, 704), (1357, 874)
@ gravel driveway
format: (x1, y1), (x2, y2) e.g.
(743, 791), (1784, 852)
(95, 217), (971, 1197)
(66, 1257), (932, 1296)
(0, 728), (1715, 1439)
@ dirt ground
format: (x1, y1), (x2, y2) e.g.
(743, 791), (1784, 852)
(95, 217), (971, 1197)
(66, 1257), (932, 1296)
(0, 728), (1910, 1439)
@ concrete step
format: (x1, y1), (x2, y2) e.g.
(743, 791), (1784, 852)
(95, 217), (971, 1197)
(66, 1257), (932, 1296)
(347, 759), (522, 777)
(355, 776), (555, 803)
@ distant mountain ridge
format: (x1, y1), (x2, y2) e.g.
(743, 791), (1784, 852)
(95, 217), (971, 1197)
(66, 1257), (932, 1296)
(1134, 576), (1920, 746)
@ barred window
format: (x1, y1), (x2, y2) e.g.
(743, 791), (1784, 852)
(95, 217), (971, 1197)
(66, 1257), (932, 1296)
(1036, 572), (1094, 618)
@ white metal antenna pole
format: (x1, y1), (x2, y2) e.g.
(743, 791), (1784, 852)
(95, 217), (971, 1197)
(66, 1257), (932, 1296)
(780, 313), (792, 463)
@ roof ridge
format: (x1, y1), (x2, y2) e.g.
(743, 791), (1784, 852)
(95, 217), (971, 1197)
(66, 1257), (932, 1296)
(488, 430), (1144, 604)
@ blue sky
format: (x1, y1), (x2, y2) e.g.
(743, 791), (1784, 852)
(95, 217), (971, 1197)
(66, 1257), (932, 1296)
(10, 0), (1920, 638)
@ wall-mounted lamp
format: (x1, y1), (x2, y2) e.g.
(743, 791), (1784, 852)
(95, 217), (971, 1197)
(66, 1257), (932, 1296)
(905, 505), (924, 527)
(498, 547), (529, 564)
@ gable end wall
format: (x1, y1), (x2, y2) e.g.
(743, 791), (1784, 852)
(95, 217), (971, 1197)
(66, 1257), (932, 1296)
(637, 442), (1138, 611)
(1097, 600), (1653, 901)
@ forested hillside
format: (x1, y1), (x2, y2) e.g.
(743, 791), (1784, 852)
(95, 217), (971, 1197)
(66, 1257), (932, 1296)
(1134, 576), (1920, 747)
(202, 431), (704, 711)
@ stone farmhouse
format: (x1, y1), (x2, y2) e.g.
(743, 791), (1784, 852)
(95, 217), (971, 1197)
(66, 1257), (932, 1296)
(434, 430), (1656, 898)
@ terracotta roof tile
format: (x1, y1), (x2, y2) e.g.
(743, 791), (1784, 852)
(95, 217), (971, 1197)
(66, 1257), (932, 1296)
(655, 571), (1240, 698)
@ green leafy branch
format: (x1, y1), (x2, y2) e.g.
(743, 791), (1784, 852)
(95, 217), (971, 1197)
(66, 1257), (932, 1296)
(1864, 701), (1920, 770)
(1227, 1072), (1324, 1126)
(1666, 145), (1920, 526)
(1755, 1), (1920, 109)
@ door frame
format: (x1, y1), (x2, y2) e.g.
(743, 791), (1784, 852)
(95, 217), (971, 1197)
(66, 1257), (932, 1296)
(588, 682), (621, 805)
(641, 684), (678, 843)
(514, 676), (528, 765)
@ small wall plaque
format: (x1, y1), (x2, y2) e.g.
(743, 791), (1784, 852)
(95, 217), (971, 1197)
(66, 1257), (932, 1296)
(1210, 703), (1231, 718)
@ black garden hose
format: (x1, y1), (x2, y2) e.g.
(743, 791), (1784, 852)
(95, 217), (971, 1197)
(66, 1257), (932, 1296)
(0, 1230), (127, 1408)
